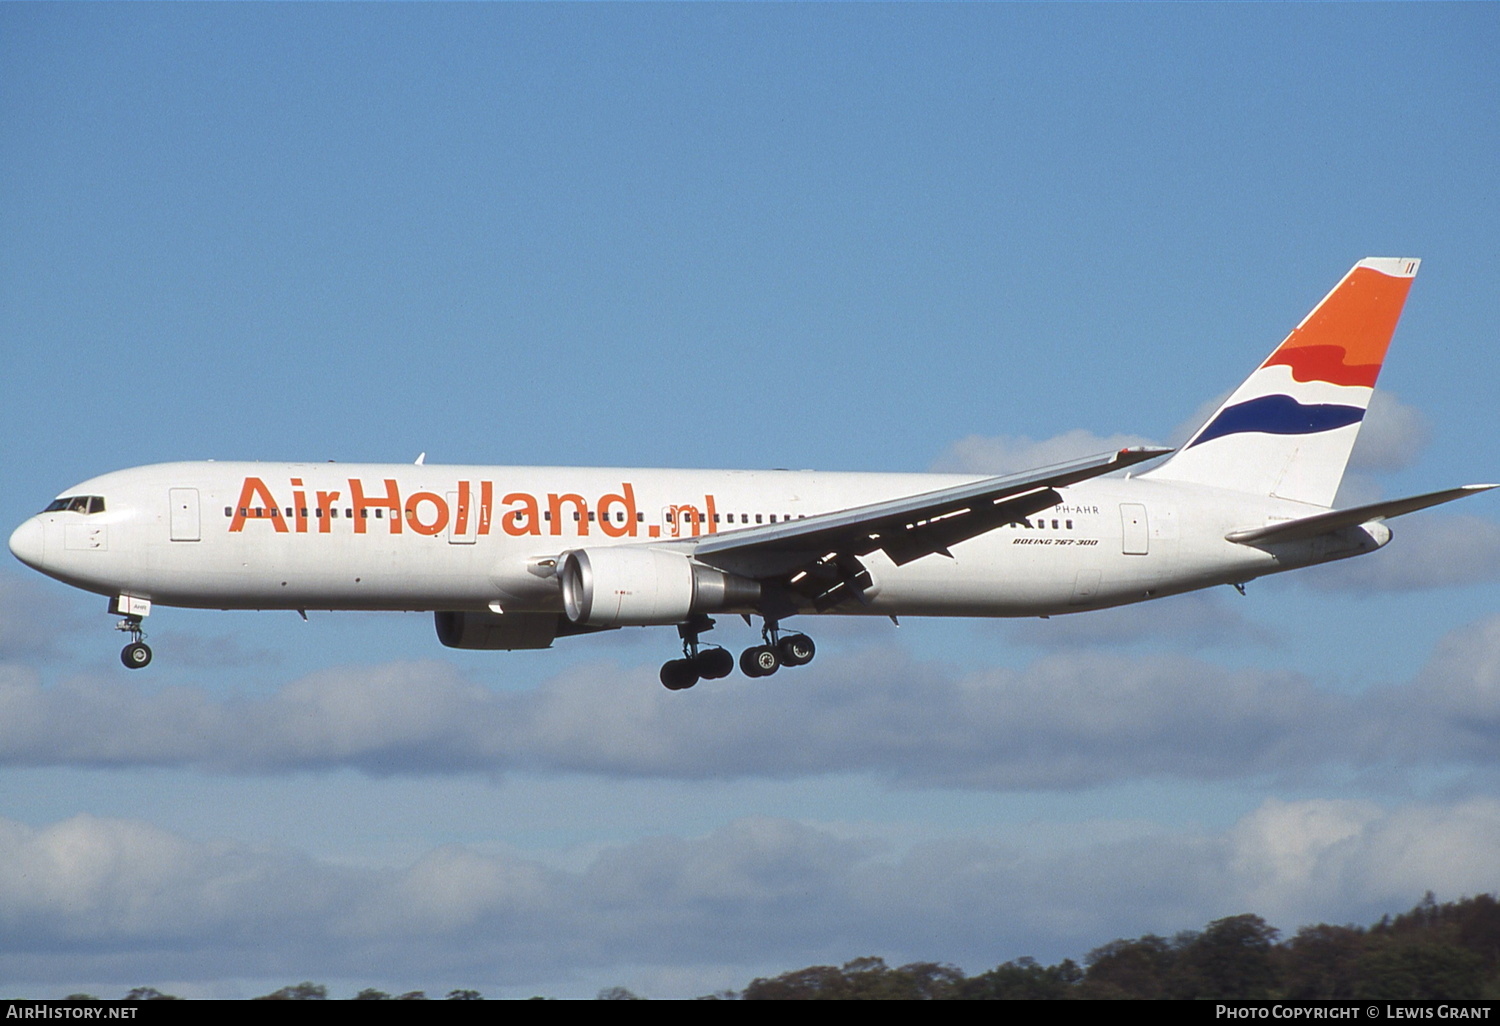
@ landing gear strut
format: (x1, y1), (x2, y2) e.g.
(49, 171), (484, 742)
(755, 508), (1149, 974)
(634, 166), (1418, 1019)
(116, 617), (152, 669)
(659, 615), (734, 690)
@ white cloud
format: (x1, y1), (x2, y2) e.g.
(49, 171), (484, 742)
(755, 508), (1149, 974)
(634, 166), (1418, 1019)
(1333, 392), (1436, 507)
(1390, 614), (1500, 766)
(0, 573), (82, 659)
(930, 429), (1157, 475)
(8, 612), (1500, 790)
(932, 393), (1436, 510)
(3, 800), (1497, 995)
(1348, 391), (1432, 474)
(1299, 514), (1500, 592)
(1000, 589), (1270, 649)
(927, 410), (1500, 597)
(925, 391), (1252, 476)
(1168, 393), (1230, 448)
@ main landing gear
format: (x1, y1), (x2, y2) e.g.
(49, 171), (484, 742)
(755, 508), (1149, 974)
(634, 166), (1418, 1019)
(659, 615), (735, 691)
(739, 621), (815, 679)
(658, 615), (816, 690)
(116, 617), (152, 669)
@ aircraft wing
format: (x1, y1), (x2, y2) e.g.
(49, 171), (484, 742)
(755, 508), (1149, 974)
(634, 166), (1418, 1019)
(662, 447), (1171, 606)
(1225, 484), (1499, 545)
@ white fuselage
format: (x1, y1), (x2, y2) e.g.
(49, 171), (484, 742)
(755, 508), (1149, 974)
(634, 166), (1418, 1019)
(8, 461), (1386, 621)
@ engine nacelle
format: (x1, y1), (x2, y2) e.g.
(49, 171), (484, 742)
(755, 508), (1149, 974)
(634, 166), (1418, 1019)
(434, 610), (561, 650)
(558, 547), (761, 627)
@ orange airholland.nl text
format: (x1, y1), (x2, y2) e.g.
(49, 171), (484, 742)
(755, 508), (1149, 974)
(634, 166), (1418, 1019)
(226, 477), (719, 540)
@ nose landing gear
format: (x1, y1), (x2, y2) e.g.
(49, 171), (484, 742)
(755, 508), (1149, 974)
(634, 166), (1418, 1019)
(115, 617), (152, 669)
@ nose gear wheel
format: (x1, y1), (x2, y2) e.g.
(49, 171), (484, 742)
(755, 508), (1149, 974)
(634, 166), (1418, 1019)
(114, 617), (152, 670)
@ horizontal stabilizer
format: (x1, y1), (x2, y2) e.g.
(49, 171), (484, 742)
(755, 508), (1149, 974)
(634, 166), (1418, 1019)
(1226, 484), (1498, 545)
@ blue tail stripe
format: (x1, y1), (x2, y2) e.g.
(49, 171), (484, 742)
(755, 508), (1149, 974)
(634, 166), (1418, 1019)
(1188, 394), (1365, 449)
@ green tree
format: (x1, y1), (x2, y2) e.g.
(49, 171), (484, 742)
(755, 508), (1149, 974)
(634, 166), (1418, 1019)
(122, 987), (178, 1001)
(1082, 935), (1176, 999)
(597, 986), (644, 1000)
(892, 961), (967, 1000)
(1282, 924), (1366, 999)
(962, 957), (1080, 1000)
(1172, 915), (1280, 999)
(254, 981), (327, 1000)
(745, 964), (853, 1000)
(1356, 940), (1485, 1000)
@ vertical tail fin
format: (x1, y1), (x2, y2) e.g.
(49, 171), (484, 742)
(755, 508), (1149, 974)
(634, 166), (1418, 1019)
(1144, 258), (1420, 507)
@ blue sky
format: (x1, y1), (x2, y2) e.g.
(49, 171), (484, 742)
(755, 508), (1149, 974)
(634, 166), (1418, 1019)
(3, 3), (1499, 999)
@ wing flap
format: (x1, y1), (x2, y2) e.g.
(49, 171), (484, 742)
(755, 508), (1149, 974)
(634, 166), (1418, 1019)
(1226, 484), (1497, 545)
(875, 488), (1063, 566)
(678, 446), (1171, 577)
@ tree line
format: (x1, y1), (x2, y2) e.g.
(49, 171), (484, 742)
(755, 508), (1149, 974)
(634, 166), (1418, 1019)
(49, 892), (1500, 1000)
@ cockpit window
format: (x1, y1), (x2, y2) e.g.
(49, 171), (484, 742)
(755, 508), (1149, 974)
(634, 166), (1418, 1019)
(43, 496), (105, 514)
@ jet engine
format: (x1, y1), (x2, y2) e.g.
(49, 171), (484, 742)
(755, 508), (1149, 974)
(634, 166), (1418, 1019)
(558, 547), (761, 627)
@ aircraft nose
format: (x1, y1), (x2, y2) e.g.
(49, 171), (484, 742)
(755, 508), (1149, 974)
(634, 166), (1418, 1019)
(8, 517), (45, 569)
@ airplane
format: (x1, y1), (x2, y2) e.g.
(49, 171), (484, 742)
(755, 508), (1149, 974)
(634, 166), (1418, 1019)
(8, 258), (1494, 689)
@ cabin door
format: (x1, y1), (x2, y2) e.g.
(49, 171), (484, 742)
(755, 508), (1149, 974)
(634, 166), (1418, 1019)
(1120, 503), (1149, 555)
(169, 488), (200, 542)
